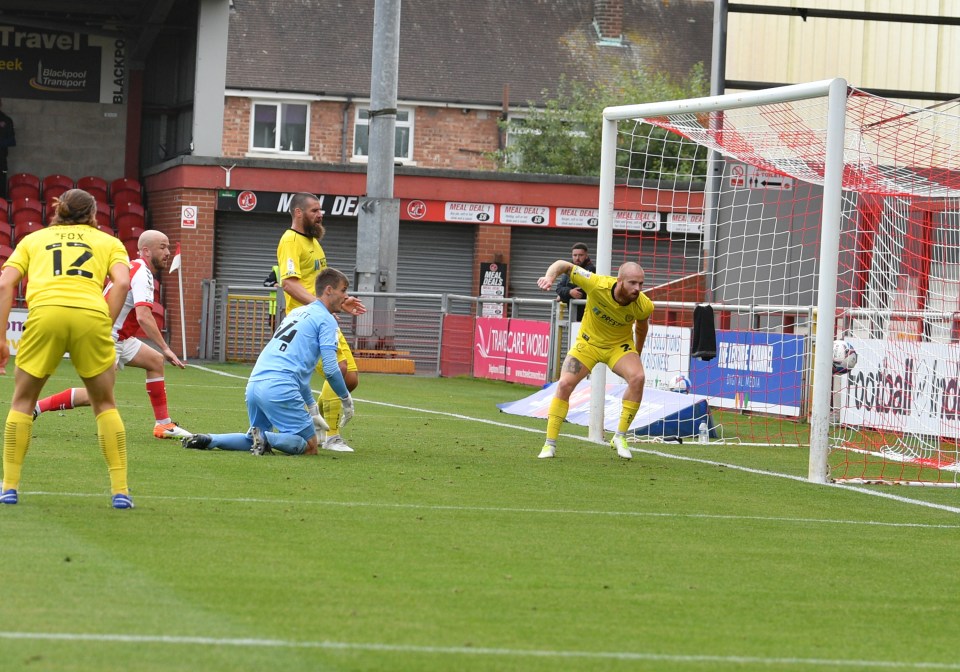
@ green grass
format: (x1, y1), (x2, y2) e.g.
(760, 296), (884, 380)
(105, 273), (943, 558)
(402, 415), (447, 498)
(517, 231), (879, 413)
(1, 362), (959, 671)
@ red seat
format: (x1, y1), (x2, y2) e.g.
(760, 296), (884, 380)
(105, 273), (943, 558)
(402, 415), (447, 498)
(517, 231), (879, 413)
(95, 222), (115, 235)
(7, 173), (40, 200)
(0, 243), (14, 264)
(77, 176), (109, 203)
(110, 177), (142, 206)
(42, 174), (74, 202)
(11, 198), (44, 226)
(123, 237), (140, 259)
(94, 201), (113, 230)
(0, 196), (8, 224)
(116, 212), (145, 241)
(0, 223), (12, 247)
(113, 201), (144, 218)
(8, 183), (40, 201)
(120, 224), (146, 246)
(14, 220), (44, 243)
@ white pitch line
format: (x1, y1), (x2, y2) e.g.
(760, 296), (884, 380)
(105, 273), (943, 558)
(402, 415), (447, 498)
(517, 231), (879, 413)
(187, 364), (960, 516)
(23, 490), (960, 529)
(0, 631), (958, 669)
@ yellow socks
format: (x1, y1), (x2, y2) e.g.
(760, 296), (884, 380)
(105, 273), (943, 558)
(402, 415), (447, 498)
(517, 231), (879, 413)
(546, 398), (569, 441)
(3, 410), (34, 491)
(319, 382), (342, 435)
(618, 400), (640, 434)
(96, 408), (129, 495)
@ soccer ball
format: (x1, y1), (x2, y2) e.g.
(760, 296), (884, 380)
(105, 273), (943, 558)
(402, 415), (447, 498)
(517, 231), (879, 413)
(668, 374), (692, 393)
(832, 340), (858, 375)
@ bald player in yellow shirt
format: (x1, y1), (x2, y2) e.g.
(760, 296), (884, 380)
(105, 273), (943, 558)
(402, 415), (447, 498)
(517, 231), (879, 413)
(277, 192), (365, 452)
(0, 189), (134, 508)
(536, 260), (654, 460)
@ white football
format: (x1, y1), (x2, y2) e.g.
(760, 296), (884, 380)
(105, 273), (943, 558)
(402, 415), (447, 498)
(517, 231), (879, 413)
(832, 340), (858, 375)
(668, 374), (691, 393)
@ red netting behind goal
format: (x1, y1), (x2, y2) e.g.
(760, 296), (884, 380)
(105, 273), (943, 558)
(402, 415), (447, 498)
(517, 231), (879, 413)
(609, 86), (960, 485)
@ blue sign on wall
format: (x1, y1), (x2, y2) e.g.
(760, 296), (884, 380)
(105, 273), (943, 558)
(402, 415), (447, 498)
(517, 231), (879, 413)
(689, 330), (806, 416)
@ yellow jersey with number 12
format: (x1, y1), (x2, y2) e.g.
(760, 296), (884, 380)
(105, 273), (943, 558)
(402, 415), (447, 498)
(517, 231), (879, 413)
(3, 224), (129, 316)
(571, 266), (654, 344)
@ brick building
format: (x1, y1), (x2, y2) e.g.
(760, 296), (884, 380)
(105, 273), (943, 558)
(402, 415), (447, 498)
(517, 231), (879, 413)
(1, 0), (714, 357)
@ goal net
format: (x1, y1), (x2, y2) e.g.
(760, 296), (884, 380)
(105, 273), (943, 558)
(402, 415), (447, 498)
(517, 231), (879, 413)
(597, 79), (960, 486)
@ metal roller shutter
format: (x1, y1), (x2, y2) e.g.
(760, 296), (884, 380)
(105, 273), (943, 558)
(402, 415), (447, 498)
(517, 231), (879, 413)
(396, 221), (474, 295)
(508, 228), (603, 322)
(214, 213), (358, 287)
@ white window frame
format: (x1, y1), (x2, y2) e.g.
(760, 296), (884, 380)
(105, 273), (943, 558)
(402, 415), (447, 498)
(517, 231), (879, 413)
(247, 99), (311, 158)
(352, 106), (415, 165)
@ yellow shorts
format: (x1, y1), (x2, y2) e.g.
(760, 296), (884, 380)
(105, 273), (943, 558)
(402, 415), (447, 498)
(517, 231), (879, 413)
(16, 305), (116, 379)
(314, 329), (358, 377)
(337, 329), (357, 372)
(567, 336), (636, 372)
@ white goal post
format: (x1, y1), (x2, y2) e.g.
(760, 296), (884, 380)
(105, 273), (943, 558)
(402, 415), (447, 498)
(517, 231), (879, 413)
(594, 78), (960, 486)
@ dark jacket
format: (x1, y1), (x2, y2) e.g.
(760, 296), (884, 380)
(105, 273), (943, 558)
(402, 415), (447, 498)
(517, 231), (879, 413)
(556, 259), (596, 320)
(0, 111), (15, 150)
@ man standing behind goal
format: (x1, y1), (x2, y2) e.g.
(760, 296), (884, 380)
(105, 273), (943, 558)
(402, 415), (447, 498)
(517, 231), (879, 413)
(536, 260), (653, 459)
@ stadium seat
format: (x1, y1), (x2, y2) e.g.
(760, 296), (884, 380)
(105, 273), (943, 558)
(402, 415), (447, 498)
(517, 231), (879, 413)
(77, 176), (109, 202)
(113, 200), (144, 222)
(42, 174), (74, 202)
(11, 198), (43, 226)
(8, 182), (40, 201)
(95, 222), (115, 235)
(0, 223), (12, 247)
(0, 243), (14, 264)
(115, 211), (145, 241)
(120, 224), (146, 247)
(7, 173), (40, 201)
(123, 237), (140, 259)
(0, 196), (8, 224)
(110, 177), (142, 206)
(94, 201), (113, 231)
(14, 220), (44, 243)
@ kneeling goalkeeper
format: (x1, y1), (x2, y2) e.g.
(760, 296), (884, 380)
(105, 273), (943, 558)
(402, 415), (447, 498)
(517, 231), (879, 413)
(183, 268), (363, 455)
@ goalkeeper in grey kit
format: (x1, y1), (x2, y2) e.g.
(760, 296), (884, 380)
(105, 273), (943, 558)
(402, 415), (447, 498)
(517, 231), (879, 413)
(182, 268), (363, 455)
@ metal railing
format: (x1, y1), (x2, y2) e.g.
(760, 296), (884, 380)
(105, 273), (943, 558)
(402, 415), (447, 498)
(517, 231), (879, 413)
(199, 282), (560, 376)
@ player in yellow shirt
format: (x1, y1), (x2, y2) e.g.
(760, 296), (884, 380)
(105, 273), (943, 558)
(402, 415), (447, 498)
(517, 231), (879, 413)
(536, 260), (654, 459)
(277, 192), (365, 452)
(0, 189), (134, 508)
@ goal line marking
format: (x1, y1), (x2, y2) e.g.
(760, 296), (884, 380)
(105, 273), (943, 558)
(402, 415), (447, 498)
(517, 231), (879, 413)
(1, 631), (958, 669)
(24, 490), (959, 530)
(188, 364), (960, 516)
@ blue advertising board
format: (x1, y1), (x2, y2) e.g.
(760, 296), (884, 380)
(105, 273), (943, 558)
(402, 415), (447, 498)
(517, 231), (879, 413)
(689, 330), (805, 416)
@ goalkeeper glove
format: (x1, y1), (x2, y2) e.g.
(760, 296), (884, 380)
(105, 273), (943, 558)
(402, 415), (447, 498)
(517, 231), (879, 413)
(340, 395), (355, 428)
(308, 402), (329, 432)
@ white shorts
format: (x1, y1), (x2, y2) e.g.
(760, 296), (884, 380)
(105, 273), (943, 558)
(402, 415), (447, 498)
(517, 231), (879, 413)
(114, 338), (144, 369)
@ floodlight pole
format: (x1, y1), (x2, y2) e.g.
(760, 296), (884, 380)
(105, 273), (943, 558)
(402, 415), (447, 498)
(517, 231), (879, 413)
(356, 0), (401, 348)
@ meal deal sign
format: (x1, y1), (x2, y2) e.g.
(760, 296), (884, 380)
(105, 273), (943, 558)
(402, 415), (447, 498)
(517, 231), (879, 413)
(499, 204), (549, 226)
(445, 202), (494, 222)
(474, 317), (550, 385)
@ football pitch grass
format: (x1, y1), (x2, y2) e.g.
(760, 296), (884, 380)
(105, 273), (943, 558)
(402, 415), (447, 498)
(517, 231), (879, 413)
(1, 361), (959, 672)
